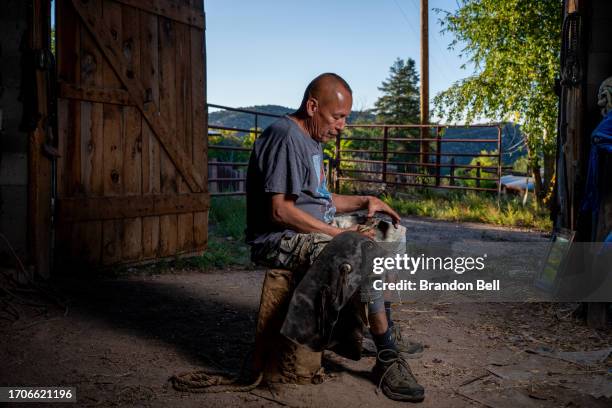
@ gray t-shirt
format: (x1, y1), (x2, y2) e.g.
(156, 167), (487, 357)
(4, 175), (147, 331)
(245, 116), (336, 245)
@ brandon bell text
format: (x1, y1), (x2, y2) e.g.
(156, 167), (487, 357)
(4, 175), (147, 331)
(373, 280), (500, 291)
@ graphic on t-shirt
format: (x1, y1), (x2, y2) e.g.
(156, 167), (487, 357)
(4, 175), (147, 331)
(312, 154), (336, 222)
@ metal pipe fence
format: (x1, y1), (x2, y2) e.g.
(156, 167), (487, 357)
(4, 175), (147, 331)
(207, 104), (281, 196)
(334, 123), (509, 198)
(207, 104), (511, 198)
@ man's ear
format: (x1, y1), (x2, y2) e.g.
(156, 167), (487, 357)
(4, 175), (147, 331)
(305, 97), (318, 117)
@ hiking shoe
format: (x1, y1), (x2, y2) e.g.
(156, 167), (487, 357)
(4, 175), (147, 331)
(391, 325), (424, 358)
(373, 349), (425, 402)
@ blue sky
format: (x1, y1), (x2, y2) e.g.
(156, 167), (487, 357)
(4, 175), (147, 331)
(206, 0), (470, 111)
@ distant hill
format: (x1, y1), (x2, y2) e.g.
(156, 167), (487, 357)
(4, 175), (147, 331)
(442, 123), (525, 167)
(208, 104), (376, 132)
(208, 104), (524, 167)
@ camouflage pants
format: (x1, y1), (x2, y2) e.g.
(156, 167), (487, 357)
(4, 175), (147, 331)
(251, 214), (407, 311)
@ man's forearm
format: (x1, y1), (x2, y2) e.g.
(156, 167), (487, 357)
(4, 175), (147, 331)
(332, 193), (369, 213)
(272, 195), (345, 237)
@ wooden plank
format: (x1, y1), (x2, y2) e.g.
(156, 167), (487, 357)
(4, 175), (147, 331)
(56, 193), (210, 222)
(56, 99), (68, 198)
(70, 0), (204, 192)
(139, 9), (160, 195)
(80, 101), (93, 192)
(122, 2), (142, 196)
(79, 22), (105, 197)
(122, 107), (142, 195)
(158, 14), (179, 256)
(100, 0), (124, 264)
(102, 104), (123, 196)
(159, 16), (178, 195)
(142, 216), (160, 257)
(76, 0), (104, 266)
(56, 0), (76, 199)
(190, 17), (207, 247)
(159, 214), (177, 255)
(90, 103), (105, 195)
(102, 219), (123, 265)
(143, 124), (161, 193)
(60, 0), (82, 197)
(101, 0), (123, 198)
(59, 82), (132, 105)
(113, 0), (204, 29)
(101, 0), (123, 89)
(68, 101), (83, 196)
(122, 217), (142, 261)
(177, 214), (194, 251)
(176, 15), (193, 251)
(175, 19), (188, 194)
(121, 4), (143, 261)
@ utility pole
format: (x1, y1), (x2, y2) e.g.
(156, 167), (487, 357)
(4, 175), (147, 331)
(420, 0), (430, 171)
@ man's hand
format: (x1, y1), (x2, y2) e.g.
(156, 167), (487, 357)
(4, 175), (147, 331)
(344, 224), (377, 239)
(366, 196), (401, 227)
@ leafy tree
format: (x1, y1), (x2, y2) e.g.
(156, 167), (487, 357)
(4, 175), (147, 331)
(374, 58), (420, 125)
(433, 0), (562, 203)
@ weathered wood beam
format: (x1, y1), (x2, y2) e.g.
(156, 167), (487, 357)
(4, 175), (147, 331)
(56, 193), (210, 222)
(59, 82), (133, 105)
(113, 0), (204, 29)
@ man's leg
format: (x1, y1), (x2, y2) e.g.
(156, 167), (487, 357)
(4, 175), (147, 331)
(367, 276), (425, 402)
(255, 227), (424, 402)
(251, 232), (332, 275)
(334, 214), (423, 356)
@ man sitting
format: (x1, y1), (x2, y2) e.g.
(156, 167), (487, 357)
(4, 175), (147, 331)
(245, 73), (425, 402)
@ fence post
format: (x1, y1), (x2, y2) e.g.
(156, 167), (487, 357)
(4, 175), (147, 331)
(382, 126), (389, 185)
(209, 158), (218, 193)
(476, 161), (481, 188)
(449, 157), (455, 186)
(254, 114), (259, 138)
(238, 169), (245, 193)
(435, 126), (441, 186)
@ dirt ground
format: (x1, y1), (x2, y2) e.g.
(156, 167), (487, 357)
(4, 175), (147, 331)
(1, 217), (611, 407)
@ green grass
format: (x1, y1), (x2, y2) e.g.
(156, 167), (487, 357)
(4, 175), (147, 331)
(208, 196), (247, 239)
(189, 196), (250, 269)
(382, 190), (552, 231)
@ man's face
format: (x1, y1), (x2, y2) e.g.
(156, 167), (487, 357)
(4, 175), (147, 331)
(308, 88), (353, 143)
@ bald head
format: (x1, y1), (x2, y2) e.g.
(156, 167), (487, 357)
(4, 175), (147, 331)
(291, 73), (353, 143)
(299, 73), (353, 111)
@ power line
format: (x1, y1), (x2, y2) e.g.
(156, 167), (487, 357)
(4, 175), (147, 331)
(391, 0), (420, 39)
(391, 0), (456, 87)
(410, 0), (458, 81)
(390, 0), (445, 82)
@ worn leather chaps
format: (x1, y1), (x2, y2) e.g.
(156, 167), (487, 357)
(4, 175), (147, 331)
(280, 232), (387, 355)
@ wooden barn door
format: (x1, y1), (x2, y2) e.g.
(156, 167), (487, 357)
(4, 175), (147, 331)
(54, 0), (208, 268)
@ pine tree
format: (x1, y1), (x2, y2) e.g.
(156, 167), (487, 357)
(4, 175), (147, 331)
(374, 58), (420, 125)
